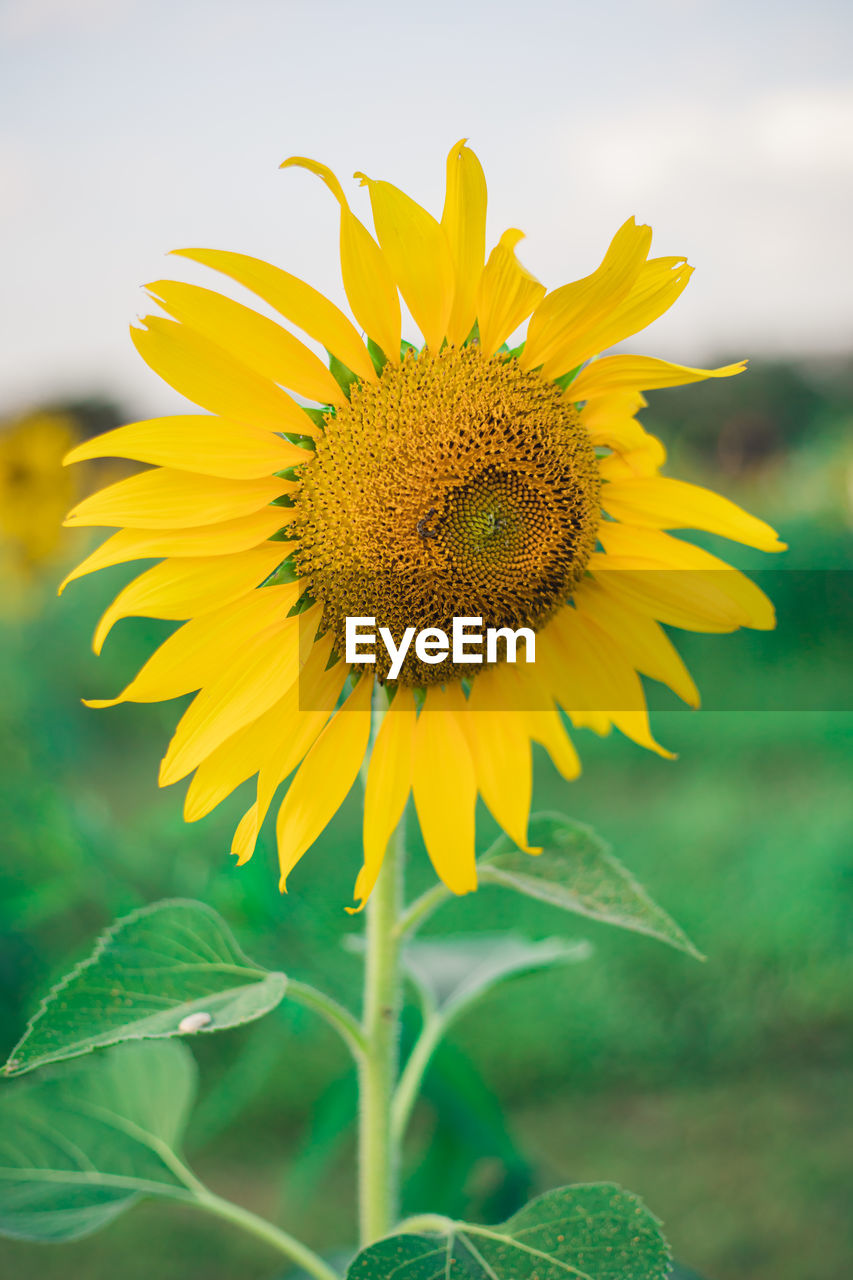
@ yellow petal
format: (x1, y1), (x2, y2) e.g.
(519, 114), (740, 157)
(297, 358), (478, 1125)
(131, 317), (315, 434)
(229, 646), (349, 868)
(59, 509), (287, 593)
(64, 467), (290, 529)
(465, 674), (534, 852)
(282, 158), (401, 363)
(574, 578), (700, 707)
(589, 555), (740, 633)
(570, 354), (747, 401)
(412, 685), (478, 895)
(602, 476), (786, 551)
(91, 543), (292, 654)
(172, 247), (376, 382)
(539, 607), (674, 757)
(542, 255), (693, 379)
(355, 172), (454, 353)
(183, 704), (281, 825)
(277, 674), (373, 891)
(505, 663), (584, 776)
(591, 525), (776, 633)
(184, 632), (342, 824)
(476, 230), (546, 359)
(147, 281), (343, 406)
(521, 218), (651, 373)
(527, 707), (582, 780)
(597, 436), (666, 480)
(64, 415), (306, 479)
(247, 639), (350, 859)
(351, 687), (416, 911)
(581, 395), (666, 476)
(85, 584), (295, 708)
(159, 600), (321, 785)
(441, 139), (487, 346)
(231, 801), (260, 866)
(582, 390), (647, 427)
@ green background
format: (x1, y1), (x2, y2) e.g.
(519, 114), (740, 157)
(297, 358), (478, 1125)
(0, 358), (850, 1279)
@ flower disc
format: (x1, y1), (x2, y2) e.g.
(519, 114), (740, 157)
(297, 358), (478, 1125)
(294, 345), (601, 684)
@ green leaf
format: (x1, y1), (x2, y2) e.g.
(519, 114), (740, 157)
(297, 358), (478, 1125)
(0, 1041), (196, 1242)
(4, 899), (287, 1077)
(480, 813), (703, 960)
(402, 934), (591, 1016)
(349, 1183), (670, 1280)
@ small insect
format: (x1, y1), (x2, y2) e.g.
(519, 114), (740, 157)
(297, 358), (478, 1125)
(416, 508), (442, 540)
(178, 1011), (213, 1033)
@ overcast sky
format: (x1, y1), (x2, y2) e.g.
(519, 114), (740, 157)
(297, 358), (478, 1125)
(1, 0), (851, 420)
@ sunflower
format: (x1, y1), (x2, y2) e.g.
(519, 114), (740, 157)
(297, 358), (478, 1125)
(63, 141), (785, 907)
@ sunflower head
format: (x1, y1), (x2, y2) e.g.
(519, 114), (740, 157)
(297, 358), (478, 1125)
(294, 344), (601, 684)
(62, 139), (785, 905)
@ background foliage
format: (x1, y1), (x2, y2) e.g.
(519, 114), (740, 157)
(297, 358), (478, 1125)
(0, 356), (850, 1279)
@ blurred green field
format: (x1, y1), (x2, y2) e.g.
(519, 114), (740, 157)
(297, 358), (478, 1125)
(0, 358), (851, 1279)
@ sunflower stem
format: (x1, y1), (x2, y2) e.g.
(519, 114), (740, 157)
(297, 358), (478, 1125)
(393, 881), (451, 942)
(390, 1011), (445, 1146)
(358, 692), (405, 1246)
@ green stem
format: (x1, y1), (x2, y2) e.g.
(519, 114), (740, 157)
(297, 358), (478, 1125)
(390, 1012), (444, 1146)
(393, 881), (451, 942)
(287, 979), (367, 1060)
(358, 687), (405, 1245)
(191, 1187), (339, 1280)
(397, 1212), (456, 1234)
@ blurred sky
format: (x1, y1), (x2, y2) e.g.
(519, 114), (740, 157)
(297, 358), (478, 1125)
(1, 0), (852, 419)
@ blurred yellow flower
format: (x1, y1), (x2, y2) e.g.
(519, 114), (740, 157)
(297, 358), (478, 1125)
(0, 412), (77, 607)
(63, 141), (785, 905)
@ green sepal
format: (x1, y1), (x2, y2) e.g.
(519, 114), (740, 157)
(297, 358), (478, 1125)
(272, 493), (296, 507)
(327, 351), (360, 398)
(401, 339), (419, 359)
(367, 338), (388, 376)
(288, 419), (323, 443)
(463, 319), (480, 346)
(287, 591), (317, 617)
(554, 362), (583, 391)
(260, 553), (301, 587)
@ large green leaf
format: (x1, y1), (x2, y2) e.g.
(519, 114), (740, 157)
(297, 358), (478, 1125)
(4, 899), (287, 1076)
(403, 934), (591, 1015)
(349, 1183), (670, 1280)
(0, 1041), (196, 1242)
(481, 813), (702, 959)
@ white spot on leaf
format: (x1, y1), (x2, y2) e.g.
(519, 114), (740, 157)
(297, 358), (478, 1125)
(178, 1011), (212, 1033)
